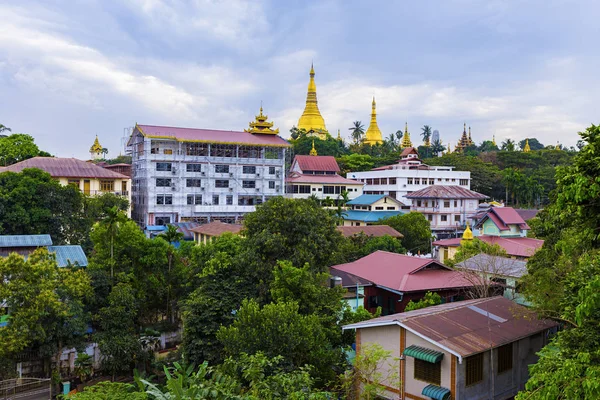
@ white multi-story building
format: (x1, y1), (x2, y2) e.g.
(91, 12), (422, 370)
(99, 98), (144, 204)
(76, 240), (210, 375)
(346, 147), (471, 205)
(128, 123), (290, 226)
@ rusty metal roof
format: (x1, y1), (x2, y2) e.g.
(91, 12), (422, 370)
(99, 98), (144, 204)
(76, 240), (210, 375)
(189, 221), (243, 236)
(406, 185), (488, 200)
(0, 157), (129, 179)
(344, 296), (557, 360)
(336, 225), (403, 238)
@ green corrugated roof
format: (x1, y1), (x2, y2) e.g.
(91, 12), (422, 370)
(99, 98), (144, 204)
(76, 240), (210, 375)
(403, 345), (444, 363)
(0, 234), (52, 247)
(422, 384), (451, 400)
(47, 245), (88, 267)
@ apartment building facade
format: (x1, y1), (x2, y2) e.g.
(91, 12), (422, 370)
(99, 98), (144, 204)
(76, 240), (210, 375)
(128, 124), (290, 226)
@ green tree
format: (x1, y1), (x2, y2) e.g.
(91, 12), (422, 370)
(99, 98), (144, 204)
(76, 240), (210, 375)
(0, 124), (11, 133)
(405, 292), (442, 311)
(478, 140), (499, 153)
(501, 138), (516, 151)
(344, 233), (406, 261)
(349, 121), (365, 145)
(292, 135), (347, 157)
(0, 133), (40, 165)
(69, 381), (147, 400)
(158, 225), (184, 323)
(430, 138), (445, 156)
(336, 153), (374, 175)
(100, 206), (128, 278)
(378, 212), (432, 254)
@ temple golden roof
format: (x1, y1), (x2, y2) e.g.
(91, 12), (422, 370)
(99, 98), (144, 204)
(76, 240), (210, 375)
(245, 106), (279, 135)
(90, 135), (103, 153)
(400, 122), (413, 148)
(309, 140), (318, 156)
(523, 139), (531, 152)
(364, 97), (383, 145)
(297, 64), (328, 138)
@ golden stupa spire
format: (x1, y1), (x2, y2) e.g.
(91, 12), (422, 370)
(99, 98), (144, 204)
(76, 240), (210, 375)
(297, 63), (328, 138)
(364, 97), (383, 145)
(523, 139), (531, 152)
(337, 129), (342, 141)
(245, 104), (279, 135)
(492, 134), (496, 146)
(90, 135), (103, 153)
(555, 141), (560, 150)
(400, 122), (413, 148)
(461, 223), (474, 245)
(468, 126), (473, 145)
(309, 140), (318, 156)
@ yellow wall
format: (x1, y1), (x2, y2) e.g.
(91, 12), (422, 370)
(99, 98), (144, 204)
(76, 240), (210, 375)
(57, 177), (132, 216)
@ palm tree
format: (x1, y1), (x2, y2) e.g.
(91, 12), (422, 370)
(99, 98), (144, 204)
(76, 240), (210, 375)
(421, 125), (432, 145)
(333, 206), (348, 226)
(101, 147), (109, 159)
(338, 190), (350, 207)
(349, 121), (365, 145)
(431, 139), (445, 156)
(501, 139), (516, 152)
(158, 225), (184, 323)
(101, 206), (127, 278)
(0, 124), (11, 133)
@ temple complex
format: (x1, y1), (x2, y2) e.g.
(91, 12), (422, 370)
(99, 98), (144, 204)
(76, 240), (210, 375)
(297, 64), (329, 139)
(400, 122), (413, 148)
(245, 106), (279, 135)
(364, 97), (383, 145)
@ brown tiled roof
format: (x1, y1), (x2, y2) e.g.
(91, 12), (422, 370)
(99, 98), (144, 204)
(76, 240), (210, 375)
(293, 155), (340, 172)
(189, 221), (243, 236)
(136, 124), (290, 147)
(344, 296), (557, 359)
(406, 185), (488, 200)
(400, 147), (419, 157)
(336, 225), (403, 238)
(0, 157), (129, 179)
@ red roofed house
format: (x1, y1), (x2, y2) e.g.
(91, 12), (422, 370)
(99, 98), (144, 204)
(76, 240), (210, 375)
(189, 221), (243, 245)
(475, 206), (531, 237)
(127, 116), (291, 227)
(286, 154), (363, 204)
(330, 251), (477, 315)
(344, 296), (557, 400)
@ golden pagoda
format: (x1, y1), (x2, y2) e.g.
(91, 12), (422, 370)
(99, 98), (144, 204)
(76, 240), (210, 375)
(456, 123), (471, 153)
(337, 129), (342, 141)
(461, 223), (474, 246)
(523, 139), (531, 152)
(492, 134), (496, 147)
(364, 97), (383, 145)
(309, 140), (318, 156)
(90, 135), (103, 160)
(245, 106), (279, 135)
(400, 122), (413, 148)
(297, 63), (328, 139)
(555, 141), (561, 150)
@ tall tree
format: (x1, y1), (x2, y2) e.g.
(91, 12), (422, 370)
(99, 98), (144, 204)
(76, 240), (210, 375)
(349, 121), (365, 145)
(100, 206), (128, 278)
(421, 125), (432, 144)
(378, 212), (432, 254)
(500, 138), (516, 151)
(0, 133), (41, 165)
(158, 225), (184, 323)
(430, 139), (445, 156)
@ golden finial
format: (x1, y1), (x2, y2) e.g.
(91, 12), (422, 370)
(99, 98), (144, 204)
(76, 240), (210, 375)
(524, 139), (531, 152)
(337, 129), (342, 140)
(492, 134), (496, 146)
(364, 96), (383, 145)
(309, 140), (318, 156)
(461, 222), (474, 244)
(400, 122), (413, 148)
(245, 105), (279, 135)
(310, 62), (315, 75)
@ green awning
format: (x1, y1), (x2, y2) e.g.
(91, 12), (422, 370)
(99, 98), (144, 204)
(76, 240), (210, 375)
(422, 384), (451, 400)
(403, 345), (444, 363)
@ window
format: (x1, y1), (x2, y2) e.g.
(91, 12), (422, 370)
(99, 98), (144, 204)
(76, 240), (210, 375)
(443, 201), (450, 208)
(323, 186), (335, 194)
(156, 162), (171, 171)
(163, 149), (173, 155)
(215, 180), (229, 188)
(417, 200), (422, 207)
(292, 185), (311, 194)
(269, 181), (275, 189)
(375, 206), (384, 210)
(373, 178), (380, 185)
(429, 179), (435, 185)
(497, 343), (513, 374)
(460, 179), (469, 186)
(441, 215), (448, 222)
(186, 143), (209, 156)
(414, 359), (441, 385)
(187, 194), (202, 205)
(155, 216), (171, 225)
(226, 195), (233, 205)
(366, 179), (373, 185)
(381, 178), (388, 184)
(414, 178), (420, 185)
(68, 179), (80, 188)
(186, 163), (202, 172)
(387, 206), (395, 210)
(389, 178), (397, 185)
(407, 178), (413, 185)
(186, 179), (201, 187)
(243, 180), (256, 188)
(215, 165), (229, 173)
(156, 194), (172, 205)
(243, 165), (257, 174)
(269, 166), (276, 175)
(212, 195), (219, 205)
(455, 215), (461, 222)
(428, 215), (433, 221)
(466, 353), (484, 386)
(100, 180), (114, 192)
(156, 178), (171, 187)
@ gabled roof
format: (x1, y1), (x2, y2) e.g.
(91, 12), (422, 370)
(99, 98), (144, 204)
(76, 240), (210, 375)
(400, 147), (419, 157)
(286, 174), (362, 185)
(292, 155), (340, 173)
(342, 210), (404, 223)
(47, 245), (89, 267)
(456, 254), (528, 278)
(0, 157), (129, 179)
(331, 251), (473, 293)
(432, 236), (544, 258)
(337, 225), (403, 238)
(347, 194), (403, 206)
(331, 269), (373, 288)
(0, 234), (53, 248)
(514, 209), (540, 221)
(475, 207), (530, 231)
(189, 221), (243, 236)
(135, 124), (290, 147)
(406, 185), (488, 200)
(343, 296), (557, 361)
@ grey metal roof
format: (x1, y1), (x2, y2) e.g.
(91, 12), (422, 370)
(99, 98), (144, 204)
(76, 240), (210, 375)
(47, 245), (88, 267)
(456, 253), (528, 278)
(0, 234), (53, 248)
(406, 185), (488, 200)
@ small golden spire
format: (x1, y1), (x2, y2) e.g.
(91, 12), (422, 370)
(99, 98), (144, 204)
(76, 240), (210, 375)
(461, 223), (474, 245)
(364, 96), (383, 145)
(523, 139), (531, 152)
(337, 129), (342, 140)
(298, 63), (328, 138)
(555, 141), (560, 150)
(492, 134), (496, 146)
(245, 105), (279, 135)
(400, 122), (413, 148)
(309, 140), (318, 156)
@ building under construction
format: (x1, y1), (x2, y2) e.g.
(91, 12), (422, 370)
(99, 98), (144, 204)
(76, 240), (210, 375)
(127, 122), (290, 227)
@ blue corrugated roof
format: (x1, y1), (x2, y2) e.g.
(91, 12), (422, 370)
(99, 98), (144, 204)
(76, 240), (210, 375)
(47, 245), (88, 267)
(0, 234), (52, 248)
(347, 194), (386, 205)
(146, 225), (167, 232)
(342, 210), (403, 222)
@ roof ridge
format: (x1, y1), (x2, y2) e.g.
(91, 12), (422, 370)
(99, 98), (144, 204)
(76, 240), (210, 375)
(401, 297), (493, 320)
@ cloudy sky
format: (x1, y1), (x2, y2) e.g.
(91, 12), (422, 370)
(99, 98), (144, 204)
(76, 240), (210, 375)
(0, 0), (597, 159)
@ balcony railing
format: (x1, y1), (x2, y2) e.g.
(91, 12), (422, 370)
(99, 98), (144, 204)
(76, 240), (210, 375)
(84, 190), (130, 197)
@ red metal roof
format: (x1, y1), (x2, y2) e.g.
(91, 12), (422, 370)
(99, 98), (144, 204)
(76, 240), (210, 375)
(293, 155), (340, 172)
(136, 124), (291, 147)
(286, 173), (363, 185)
(475, 207), (530, 230)
(336, 225), (403, 238)
(514, 209), (540, 221)
(433, 236), (544, 258)
(344, 296), (557, 358)
(330, 251), (474, 292)
(406, 185), (488, 200)
(400, 147), (419, 157)
(189, 221), (243, 236)
(0, 157), (129, 179)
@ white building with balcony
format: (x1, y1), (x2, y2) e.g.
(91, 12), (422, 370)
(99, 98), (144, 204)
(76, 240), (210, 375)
(346, 147), (471, 205)
(128, 123), (290, 226)
(406, 185), (488, 237)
